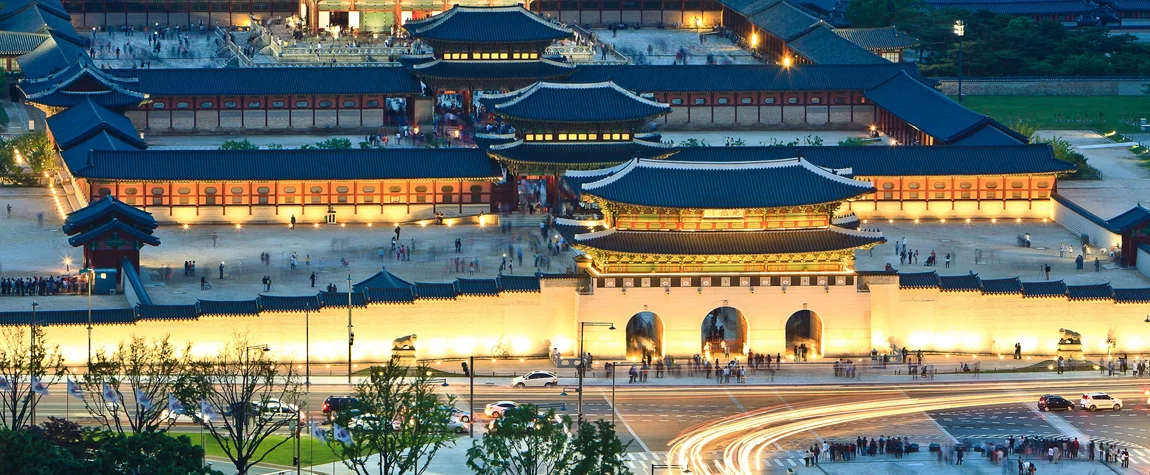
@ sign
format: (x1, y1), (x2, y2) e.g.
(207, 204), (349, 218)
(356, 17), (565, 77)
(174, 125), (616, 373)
(703, 209), (744, 219)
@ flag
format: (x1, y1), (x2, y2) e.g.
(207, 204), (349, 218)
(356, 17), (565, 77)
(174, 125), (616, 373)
(0, 376), (12, 391)
(333, 423), (353, 445)
(66, 378), (84, 399)
(102, 383), (118, 404)
(310, 422), (326, 443)
(167, 393), (185, 415)
(30, 377), (49, 396)
(135, 388), (154, 411)
(200, 400), (216, 421)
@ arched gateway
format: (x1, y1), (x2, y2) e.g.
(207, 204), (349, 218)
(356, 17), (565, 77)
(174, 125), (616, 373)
(785, 310), (823, 360)
(701, 307), (749, 357)
(625, 311), (663, 360)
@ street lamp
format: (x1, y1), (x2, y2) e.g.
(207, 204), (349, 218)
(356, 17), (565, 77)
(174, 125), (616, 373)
(83, 268), (94, 369)
(651, 463), (691, 473)
(346, 273), (354, 384)
(30, 301), (39, 425)
(953, 19), (965, 103)
(577, 321), (614, 423)
(304, 303), (311, 392)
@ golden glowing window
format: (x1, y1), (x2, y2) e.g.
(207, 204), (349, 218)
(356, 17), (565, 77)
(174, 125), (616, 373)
(589, 134), (598, 140)
(622, 133), (630, 140)
(907, 182), (920, 189)
(935, 192), (945, 199)
(481, 53), (491, 59)
(1037, 181), (1050, 188)
(500, 53), (508, 59)
(959, 182), (972, 189)
(985, 181), (998, 189)
(988, 191), (997, 198)
(512, 53), (522, 59)
(934, 182), (945, 189)
(530, 53), (539, 59)
(389, 186), (402, 193)
(1011, 181), (1024, 188)
(544, 134), (553, 140)
(577, 134), (588, 140)
(611, 133), (622, 140)
(558, 134), (568, 141)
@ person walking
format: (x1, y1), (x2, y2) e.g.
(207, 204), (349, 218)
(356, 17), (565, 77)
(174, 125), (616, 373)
(212, 232), (219, 247)
(395, 224), (401, 241)
(310, 272), (317, 287)
(218, 262), (225, 279)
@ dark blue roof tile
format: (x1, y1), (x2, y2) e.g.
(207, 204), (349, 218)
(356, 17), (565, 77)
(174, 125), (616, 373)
(1066, 283), (1113, 301)
(410, 59), (575, 81)
(365, 287), (416, 303)
(833, 26), (918, 50)
(864, 72), (1026, 144)
(899, 271), (939, 289)
(21, 60), (145, 109)
(66, 218), (162, 247)
(487, 81), (670, 123)
(1114, 288), (1150, 304)
(980, 277), (1022, 294)
(569, 226), (884, 255)
(198, 299), (261, 316)
(259, 295), (323, 312)
(456, 278), (501, 296)
(63, 196), (157, 234)
(786, 25), (888, 65)
(743, 0), (821, 41)
(405, 5), (573, 44)
(415, 282), (459, 299)
(46, 97), (145, 150)
(110, 67), (421, 96)
(1021, 281), (1067, 298)
(491, 140), (676, 169)
(320, 292), (368, 308)
(578, 157), (872, 209)
(0, 308), (136, 326)
(353, 268), (414, 292)
(939, 274), (980, 291)
(17, 33), (85, 78)
(499, 275), (542, 292)
(137, 304), (199, 320)
(568, 62), (919, 93)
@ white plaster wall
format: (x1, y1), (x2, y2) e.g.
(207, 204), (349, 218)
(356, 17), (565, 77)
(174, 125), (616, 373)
(1139, 247), (1150, 280)
(1051, 198), (1121, 248)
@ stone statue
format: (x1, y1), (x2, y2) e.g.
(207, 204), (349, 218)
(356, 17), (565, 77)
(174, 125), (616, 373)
(392, 334), (418, 350)
(1059, 328), (1082, 345)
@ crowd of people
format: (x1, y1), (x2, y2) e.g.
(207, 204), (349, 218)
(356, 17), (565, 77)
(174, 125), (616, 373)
(0, 275), (89, 296)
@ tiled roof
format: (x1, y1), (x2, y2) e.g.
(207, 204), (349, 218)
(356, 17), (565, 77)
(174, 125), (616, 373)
(0, 0), (69, 21)
(980, 277), (1022, 294)
(938, 274), (981, 291)
(110, 67), (422, 96)
(647, 145), (1072, 177)
(568, 62), (918, 93)
(1114, 288), (1150, 304)
(743, 0), (821, 41)
(17, 33), (85, 78)
(567, 226), (885, 255)
(320, 291), (368, 308)
(121, 259), (152, 306)
(1066, 283), (1114, 301)
(487, 81), (670, 123)
(409, 59), (575, 81)
(365, 287), (416, 303)
(259, 295), (323, 312)
(46, 98), (145, 150)
(1110, 0), (1150, 11)
(405, 5), (573, 44)
(59, 131), (146, 173)
(473, 132), (517, 150)
(353, 268), (414, 291)
(949, 124), (1026, 146)
(786, 25), (887, 65)
(562, 161), (630, 197)
(0, 4), (83, 46)
(898, 271), (940, 289)
(1051, 194), (1150, 234)
(0, 308), (136, 326)
(833, 26), (918, 50)
(456, 278), (501, 296)
(490, 140), (676, 168)
(926, 0), (1095, 14)
(415, 282), (459, 299)
(63, 196), (157, 234)
(137, 304), (199, 320)
(499, 275), (542, 292)
(66, 218), (162, 247)
(1021, 281), (1067, 298)
(578, 158), (872, 209)
(0, 31), (45, 54)
(21, 60), (146, 109)
(198, 299), (261, 316)
(864, 71), (1023, 144)
(72, 149), (502, 182)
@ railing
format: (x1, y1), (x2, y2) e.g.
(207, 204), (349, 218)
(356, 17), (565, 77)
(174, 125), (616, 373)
(214, 26), (253, 67)
(249, 17), (282, 57)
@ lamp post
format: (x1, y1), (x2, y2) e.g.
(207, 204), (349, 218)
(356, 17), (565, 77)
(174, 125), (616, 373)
(577, 321), (614, 423)
(346, 273), (353, 384)
(953, 20), (965, 103)
(84, 268), (94, 370)
(30, 301), (38, 425)
(305, 303), (311, 392)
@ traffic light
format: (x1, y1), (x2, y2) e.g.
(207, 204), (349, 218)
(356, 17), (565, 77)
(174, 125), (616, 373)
(461, 362), (470, 377)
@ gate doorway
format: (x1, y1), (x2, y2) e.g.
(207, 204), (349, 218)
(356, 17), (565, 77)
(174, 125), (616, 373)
(625, 311), (663, 360)
(701, 306), (748, 359)
(785, 310), (822, 361)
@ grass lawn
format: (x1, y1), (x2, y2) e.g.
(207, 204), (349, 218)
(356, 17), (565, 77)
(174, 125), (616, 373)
(168, 431), (342, 467)
(955, 96), (1150, 134)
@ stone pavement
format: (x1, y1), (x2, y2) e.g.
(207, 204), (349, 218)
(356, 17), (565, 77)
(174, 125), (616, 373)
(596, 27), (759, 65)
(1045, 130), (1150, 219)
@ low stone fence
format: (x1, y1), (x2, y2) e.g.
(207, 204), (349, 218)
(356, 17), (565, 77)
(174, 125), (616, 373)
(934, 76), (1150, 96)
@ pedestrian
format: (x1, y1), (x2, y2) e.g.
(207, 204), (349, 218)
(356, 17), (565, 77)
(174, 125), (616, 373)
(957, 446), (964, 465)
(5, 204), (10, 218)
(290, 214), (296, 228)
(218, 262), (225, 279)
(395, 224), (401, 240)
(1095, 257), (1101, 272)
(212, 232), (219, 247)
(200, 276), (207, 290)
(945, 253), (951, 268)
(628, 364), (637, 383)
(310, 272), (317, 287)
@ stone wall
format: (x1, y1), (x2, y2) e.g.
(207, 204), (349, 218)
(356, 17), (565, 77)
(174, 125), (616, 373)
(1139, 246), (1150, 279)
(1050, 196), (1120, 248)
(139, 109), (390, 133)
(842, 199), (1053, 220)
(936, 77), (1150, 96)
(658, 105), (874, 130)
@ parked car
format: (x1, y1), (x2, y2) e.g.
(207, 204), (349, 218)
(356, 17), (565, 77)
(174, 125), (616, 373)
(322, 395), (362, 420)
(348, 413), (399, 432)
(484, 401), (519, 418)
(1080, 392), (1123, 411)
(449, 405), (472, 423)
(511, 371), (558, 389)
(1038, 394), (1075, 411)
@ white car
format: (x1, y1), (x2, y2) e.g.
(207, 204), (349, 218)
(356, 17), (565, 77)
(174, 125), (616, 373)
(484, 401), (519, 418)
(1081, 392), (1123, 411)
(511, 371), (558, 389)
(447, 418), (468, 433)
(261, 399), (304, 421)
(450, 406), (472, 423)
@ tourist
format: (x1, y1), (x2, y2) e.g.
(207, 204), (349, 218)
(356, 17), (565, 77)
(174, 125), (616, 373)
(945, 253), (951, 268)
(310, 272), (317, 287)
(218, 262), (225, 279)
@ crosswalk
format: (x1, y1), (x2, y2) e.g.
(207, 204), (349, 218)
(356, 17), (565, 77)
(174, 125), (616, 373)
(621, 450), (813, 472)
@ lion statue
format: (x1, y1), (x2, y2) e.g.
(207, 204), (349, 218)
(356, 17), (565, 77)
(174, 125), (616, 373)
(392, 334), (418, 350)
(1059, 328), (1081, 345)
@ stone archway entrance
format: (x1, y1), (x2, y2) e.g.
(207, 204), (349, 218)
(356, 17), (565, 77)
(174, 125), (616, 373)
(701, 307), (748, 359)
(785, 310), (823, 361)
(625, 311), (663, 360)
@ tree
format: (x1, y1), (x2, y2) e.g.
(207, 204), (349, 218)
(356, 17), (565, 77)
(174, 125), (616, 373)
(845, 0), (926, 28)
(569, 419), (631, 475)
(219, 139), (261, 151)
(327, 357), (457, 475)
(174, 337), (303, 475)
(0, 137), (15, 178)
(837, 137), (872, 146)
(0, 427), (85, 474)
(79, 336), (192, 434)
(9, 133), (56, 174)
(264, 143), (284, 150)
(466, 405), (578, 475)
(0, 326), (65, 430)
(304, 138), (353, 150)
(88, 431), (223, 475)
(26, 417), (101, 461)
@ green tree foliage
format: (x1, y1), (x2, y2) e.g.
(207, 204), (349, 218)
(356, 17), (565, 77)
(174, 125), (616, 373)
(79, 336), (192, 434)
(0, 426), (85, 474)
(845, 0), (926, 27)
(903, 10), (1150, 77)
(568, 419), (632, 475)
(676, 138), (708, 147)
(837, 137), (873, 146)
(326, 357), (457, 475)
(466, 405), (577, 475)
(0, 137), (15, 179)
(302, 138), (353, 150)
(9, 133), (55, 174)
(88, 432), (221, 475)
(264, 143), (284, 150)
(0, 327), (66, 430)
(219, 139), (261, 150)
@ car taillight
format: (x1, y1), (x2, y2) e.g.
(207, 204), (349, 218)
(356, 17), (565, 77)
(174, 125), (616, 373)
(323, 403), (330, 412)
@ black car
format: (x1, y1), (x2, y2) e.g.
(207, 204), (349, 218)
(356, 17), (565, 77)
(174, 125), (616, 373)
(1038, 394), (1074, 411)
(322, 395), (362, 419)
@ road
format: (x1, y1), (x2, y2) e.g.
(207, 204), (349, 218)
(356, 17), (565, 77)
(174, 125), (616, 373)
(26, 377), (1150, 474)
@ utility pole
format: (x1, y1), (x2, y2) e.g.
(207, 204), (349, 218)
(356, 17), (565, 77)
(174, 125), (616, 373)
(347, 273), (353, 384)
(954, 20), (965, 103)
(469, 355), (475, 438)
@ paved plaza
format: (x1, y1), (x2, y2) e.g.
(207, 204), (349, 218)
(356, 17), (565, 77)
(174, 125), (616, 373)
(1046, 129), (1150, 219)
(595, 27), (759, 65)
(88, 28), (231, 69)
